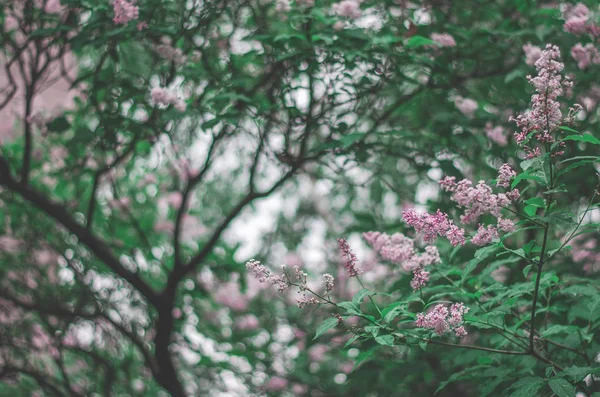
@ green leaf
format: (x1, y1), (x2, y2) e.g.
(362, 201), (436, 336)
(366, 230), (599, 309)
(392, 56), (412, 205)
(563, 133), (600, 145)
(383, 305), (404, 323)
(541, 325), (577, 338)
(525, 197), (545, 208)
(352, 346), (379, 370)
(524, 205), (538, 217)
(202, 119), (220, 129)
(559, 126), (579, 134)
(374, 334), (394, 346)
(405, 35), (436, 48)
(352, 288), (373, 305)
(337, 301), (361, 315)
(364, 325), (380, 337)
(560, 366), (600, 382)
(548, 378), (575, 397)
(313, 317), (338, 340)
(511, 173), (544, 188)
(344, 334), (361, 349)
(508, 377), (545, 397)
(522, 265), (532, 278)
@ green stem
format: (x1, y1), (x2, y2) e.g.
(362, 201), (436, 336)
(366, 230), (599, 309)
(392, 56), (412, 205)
(529, 223), (549, 352)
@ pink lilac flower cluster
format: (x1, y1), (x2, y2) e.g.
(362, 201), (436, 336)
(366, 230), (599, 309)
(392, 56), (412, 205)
(338, 238), (361, 276)
(430, 33), (456, 47)
(265, 376), (289, 392)
(44, 0), (62, 14)
(439, 173), (519, 224)
(246, 260), (291, 291)
(416, 303), (469, 337)
(570, 43), (600, 70)
(322, 273), (335, 293)
(570, 237), (600, 274)
(402, 209), (466, 247)
(363, 231), (440, 290)
(155, 38), (187, 65)
(563, 3), (598, 36)
(523, 43), (543, 66)
(438, 166), (518, 246)
(150, 87), (186, 112)
(471, 224), (499, 246)
(113, 0), (139, 25)
(235, 314), (260, 331)
(454, 96), (478, 118)
(332, 0), (361, 19)
(510, 45), (572, 158)
(410, 267), (430, 291)
(363, 232), (441, 270)
(497, 163), (516, 188)
(485, 123), (508, 146)
(246, 260), (335, 308)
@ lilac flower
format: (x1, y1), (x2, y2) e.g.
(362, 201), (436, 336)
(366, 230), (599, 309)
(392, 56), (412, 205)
(471, 224), (499, 246)
(410, 267), (430, 291)
(265, 376), (289, 391)
(563, 3), (590, 34)
(454, 326), (467, 337)
(235, 314), (260, 331)
(485, 124), (508, 146)
(332, 0), (361, 19)
(379, 233), (415, 263)
(113, 0), (139, 25)
(523, 43), (542, 66)
(430, 33), (456, 47)
(403, 209), (465, 246)
(497, 163), (516, 188)
(416, 303), (469, 337)
(322, 273), (335, 292)
(338, 238), (361, 276)
(446, 225), (466, 247)
(439, 178), (517, 224)
(296, 294), (319, 308)
(45, 0), (62, 14)
(364, 232), (440, 270)
(246, 259), (270, 283)
(150, 87), (186, 112)
(497, 217), (516, 233)
(510, 44), (571, 155)
(454, 96), (478, 118)
(570, 43), (600, 70)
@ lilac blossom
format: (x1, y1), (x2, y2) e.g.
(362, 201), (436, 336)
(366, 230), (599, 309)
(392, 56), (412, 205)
(563, 3), (590, 35)
(570, 43), (600, 70)
(322, 273), (335, 293)
(496, 163), (516, 188)
(416, 303), (469, 337)
(497, 217), (516, 233)
(471, 224), (499, 246)
(338, 238), (361, 277)
(332, 0), (361, 19)
(485, 123), (508, 146)
(113, 0), (139, 25)
(439, 177), (518, 224)
(430, 32), (456, 47)
(403, 209), (466, 246)
(454, 96), (478, 118)
(523, 43), (542, 66)
(410, 267), (430, 291)
(510, 44), (571, 156)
